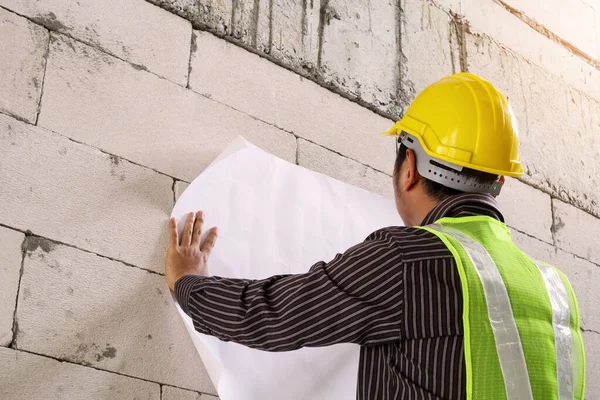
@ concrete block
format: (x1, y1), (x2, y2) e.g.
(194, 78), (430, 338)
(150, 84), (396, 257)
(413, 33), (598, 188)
(297, 138), (393, 199)
(15, 240), (216, 394)
(500, 0), (598, 59)
(497, 178), (553, 243)
(0, 347), (160, 400)
(562, 89), (600, 216)
(37, 34), (296, 182)
(582, 331), (600, 397)
(175, 181), (190, 201)
(461, 0), (600, 102)
(0, 0), (191, 85)
(0, 8), (48, 123)
(188, 31), (395, 174)
(552, 199), (600, 265)
(318, 0), (398, 112)
(0, 227), (24, 346)
(400, 0), (457, 109)
(0, 113), (172, 273)
(517, 61), (600, 218)
(163, 386), (219, 400)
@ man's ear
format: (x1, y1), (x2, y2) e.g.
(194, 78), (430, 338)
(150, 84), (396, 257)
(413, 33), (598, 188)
(403, 148), (422, 191)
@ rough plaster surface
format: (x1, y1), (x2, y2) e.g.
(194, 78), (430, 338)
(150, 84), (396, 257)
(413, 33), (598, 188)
(460, 0), (600, 101)
(500, 0), (598, 58)
(496, 178), (553, 243)
(0, 227), (24, 346)
(518, 64), (600, 217)
(0, 0), (192, 85)
(0, 347), (160, 400)
(0, 8), (48, 123)
(552, 199), (600, 265)
(189, 31), (395, 174)
(37, 34), (296, 182)
(15, 240), (215, 394)
(467, 33), (600, 218)
(0, 114), (172, 274)
(163, 385), (219, 400)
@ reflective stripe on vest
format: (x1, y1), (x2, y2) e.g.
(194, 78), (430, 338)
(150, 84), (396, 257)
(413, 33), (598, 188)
(429, 223), (534, 400)
(535, 262), (574, 399)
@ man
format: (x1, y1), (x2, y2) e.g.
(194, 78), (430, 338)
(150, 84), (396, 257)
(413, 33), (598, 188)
(165, 73), (585, 399)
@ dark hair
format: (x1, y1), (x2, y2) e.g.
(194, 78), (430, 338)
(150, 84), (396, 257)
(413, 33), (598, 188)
(394, 144), (499, 201)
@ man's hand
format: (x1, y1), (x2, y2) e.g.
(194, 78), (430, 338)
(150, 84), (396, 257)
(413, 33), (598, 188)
(165, 211), (218, 292)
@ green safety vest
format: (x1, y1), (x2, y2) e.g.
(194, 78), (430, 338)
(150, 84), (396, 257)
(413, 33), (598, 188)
(420, 216), (585, 400)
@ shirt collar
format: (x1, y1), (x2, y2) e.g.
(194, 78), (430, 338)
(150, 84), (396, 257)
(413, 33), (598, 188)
(420, 193), (505, 226)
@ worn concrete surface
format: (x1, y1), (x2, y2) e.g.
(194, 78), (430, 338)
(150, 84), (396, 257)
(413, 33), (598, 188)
(497, 178), (553, 244)
(15, 239), (215, 393)
(0, 114), (172, 274)
(552, 199), (600, 265)
(188, 30), (395, 174)
(0, 0), (192, 85)
(37, 33), (296, 182)
(0, 346), (160, 400)
(0, 7), (48, 123)
(163, 385), (219, 400)
(460, 0), (600, 101)
(399, 0), (458, 108)
(467, 33), (600, 218)
(0, 227), (24, 346)
(1, 0), (600, 398)
(151, 0), (600, 217)
(500, 0), (598, 58)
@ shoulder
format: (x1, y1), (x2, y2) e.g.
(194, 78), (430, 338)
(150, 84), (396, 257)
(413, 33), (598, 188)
(366, 226), (453, 262)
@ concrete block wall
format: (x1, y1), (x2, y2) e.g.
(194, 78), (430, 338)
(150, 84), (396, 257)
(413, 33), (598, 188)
(0, 0), (598, 399)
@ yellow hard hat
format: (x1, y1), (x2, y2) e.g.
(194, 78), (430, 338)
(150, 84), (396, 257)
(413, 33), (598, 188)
(385, 73), (523, 182)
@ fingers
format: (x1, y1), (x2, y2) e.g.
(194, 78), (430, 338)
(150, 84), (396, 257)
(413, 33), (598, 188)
(191, 211), (204, 247)
(201, 227), (219, 257)
(168, 217), (179, 249)
(181, 212), (195, 246)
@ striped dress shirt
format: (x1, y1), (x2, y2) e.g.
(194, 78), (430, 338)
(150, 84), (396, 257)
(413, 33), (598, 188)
(176, 193), (505, 399)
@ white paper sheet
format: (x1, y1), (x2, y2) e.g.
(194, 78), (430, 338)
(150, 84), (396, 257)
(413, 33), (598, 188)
(172, 137), (402, 399)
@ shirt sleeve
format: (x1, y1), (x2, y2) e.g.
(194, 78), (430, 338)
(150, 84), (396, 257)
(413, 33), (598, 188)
(174, 229), (404, 352)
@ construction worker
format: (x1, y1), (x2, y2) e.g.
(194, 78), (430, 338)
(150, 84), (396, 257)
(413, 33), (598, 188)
(165, 73), (585, 399)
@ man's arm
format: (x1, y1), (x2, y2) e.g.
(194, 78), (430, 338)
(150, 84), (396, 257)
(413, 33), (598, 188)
(174, 227), (405, 352)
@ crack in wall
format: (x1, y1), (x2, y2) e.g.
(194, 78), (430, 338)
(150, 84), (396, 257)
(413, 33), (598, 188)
(171, 178), (178, 205)
(268, 0), (274, 53)
(34, 28), (51, 126)
(250, 0), (261, 48)
(8, 234), (29, 349)
(449, 12), (468, 72)
(186, 30), (197, 89)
